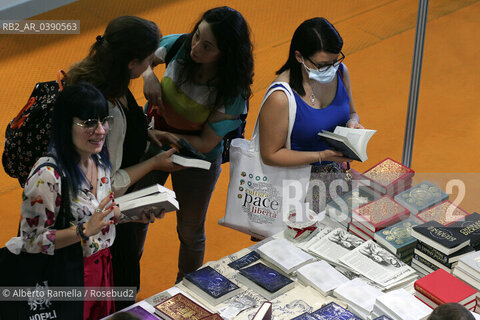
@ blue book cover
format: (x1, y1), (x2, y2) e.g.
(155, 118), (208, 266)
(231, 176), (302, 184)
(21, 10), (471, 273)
(228, 251), (260, 270)
(311, 302), (362, 320)
(373, 316), (394, 320)
(394, 181), (449, 214)
(184, 266), (239, 299)
(290, 312), (318, 320)
(374, 217), (418, 253)
(239, 262), (293, 293)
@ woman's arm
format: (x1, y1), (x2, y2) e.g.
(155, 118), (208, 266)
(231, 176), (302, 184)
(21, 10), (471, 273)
(259, 91), (350, 167)
(342, 65), (364, 129)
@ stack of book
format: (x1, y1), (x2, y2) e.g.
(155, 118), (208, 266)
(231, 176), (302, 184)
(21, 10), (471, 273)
(182, 266), (242, 306)
(449, 212), (480, 250)
(410, 221), (471, 275)
(255, 238), (315, 274)
(359, 157), (415, 197)
(394, 181), (449, 216)
(416, 200), (470, 226)
(292, 302), (362, 320)
(115, 184), (179, 220)
(350, 196), (410, 241)
(326, 185), (382, 230)
(295, 260), (349, 296)
(236, 262), (295, 300)
(452, 251), (480, 311)
(339, 240), (417, 291)
(372, 289), (432, 320)
(374, 217), (419, 265)
(333, 278), (384, 319)
(414, 269), (478, 311)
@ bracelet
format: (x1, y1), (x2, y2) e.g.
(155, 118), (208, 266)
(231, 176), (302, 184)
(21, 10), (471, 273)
(76, 222), (89, 241)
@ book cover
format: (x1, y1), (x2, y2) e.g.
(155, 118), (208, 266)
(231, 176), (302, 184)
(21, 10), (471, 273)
(373, 316), (394, 320)
(317, 127), (376, 162)
(311, 301), (362, 320)
(296, 260), (349, 295)
(170, 154), (211, 170)
(413, 253), (439, 273)
(416, 240), (473, 265)
(252, 301), (272, 320)
(144, 139), (210, 170)
(154, 293), (212, 320)
(375, 288), (432, 320)
(414, 269), (477, 305)
(290, 312), (317, 320)
(125, 305), (161, 320)
(327, 185), (382, 225)
(457, 251), (480, 280)
(416, 200), (469, 226)
(238, 262), (293, 294)
(349, 221), (374, 239)
(413, 249), (454, 273)
(333, 278), (383, 316)
(394, 181), (449, 215)
(227, 251), (260, 270)
(184, 266), (240, 300)
(307, 228), (364, 265)
(117, 192), (179, 220)
(115, 183), (176, 203)
(352, 196), (410, 232)
(374, 217), (418, 254)
(411, 220), (470, 255)
(360, 157), (415, 194)
(450, 212), (480, 248)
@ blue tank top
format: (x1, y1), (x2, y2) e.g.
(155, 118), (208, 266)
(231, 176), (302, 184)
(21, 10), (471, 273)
(275, 64), (350, 164)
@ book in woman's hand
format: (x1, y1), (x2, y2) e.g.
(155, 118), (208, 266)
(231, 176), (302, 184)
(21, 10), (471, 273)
(317, 126), (376, 162)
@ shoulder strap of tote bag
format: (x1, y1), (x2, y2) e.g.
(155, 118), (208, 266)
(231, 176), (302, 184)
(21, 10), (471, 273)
(250, 82), (297, 152)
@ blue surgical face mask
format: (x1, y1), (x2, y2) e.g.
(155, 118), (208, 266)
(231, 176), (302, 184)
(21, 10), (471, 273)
(302, 58), (339, 84)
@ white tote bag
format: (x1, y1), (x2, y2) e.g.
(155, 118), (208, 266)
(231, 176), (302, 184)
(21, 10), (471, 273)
(219, 82), (312, 239)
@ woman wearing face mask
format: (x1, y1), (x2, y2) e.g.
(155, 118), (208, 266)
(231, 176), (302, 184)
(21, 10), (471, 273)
(142, 6), (254, 282)
(258, 17), (363, 214)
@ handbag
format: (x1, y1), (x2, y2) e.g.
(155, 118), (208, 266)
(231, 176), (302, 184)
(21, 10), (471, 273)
(0, 162), (84, 320)
(220, 82), (312, 239)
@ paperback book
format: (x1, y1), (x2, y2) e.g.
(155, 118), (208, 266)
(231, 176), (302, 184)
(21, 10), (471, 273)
(416, 200), (469, 226)
(237, 262), (294, 300)
(183, 266), (241, 306)
(295, 260), (350, 296)
(333, 278), (383, 319)
(227, 251), (261, 270)
(307, 228), (364, 265)
(415, 240), (473, 265)
(125, 305), (161, 320)
(360, 157), (414, 196)
(373, 289), (432, 320)
(394, 181), (449, 215)
(411, 220), (470, 255)
(255, 238), (315, 274)
(455, 251), (480, 288)
(449, 212), (480, 249)
(317, 126), (376, 162)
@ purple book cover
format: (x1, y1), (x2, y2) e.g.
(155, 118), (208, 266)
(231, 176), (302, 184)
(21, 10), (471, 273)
(126, 305), (160, 320)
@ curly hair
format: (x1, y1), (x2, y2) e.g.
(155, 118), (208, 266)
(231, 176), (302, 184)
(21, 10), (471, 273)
(67, 16), (160, 98)
(179, 7), (254, 109)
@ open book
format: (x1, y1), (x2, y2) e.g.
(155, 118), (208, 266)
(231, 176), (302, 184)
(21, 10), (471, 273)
(115, 184), (179, 220)
(317, 126), (376, 162)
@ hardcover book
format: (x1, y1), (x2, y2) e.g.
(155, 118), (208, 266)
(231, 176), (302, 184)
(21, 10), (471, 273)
(290, 312), (317, 320)
(327, 185), (382, 226)
(252, 301), (272, 320)
(311, 301), (363, 320)
(125, 305), (161, 320)
(413, 254), (439, 273)
(415, 240), (473, 265)
(154, 293), (212, 320)
(115, 185), (179, 220)
(145, 139), (211, 170)
(374, 217), (418, 254)
(411, 220), (470, 255)
(394, 181), (449, 215)
(227, 251), (261, 270)
(317, 126), (376, 162)
(414, 269), (477, 306)
(416, 200), (469, 226)
(360, 157), (415, 195)
(183, 266), (241, 306)
(237, 262), (294, 300)
(413, 249), (454, 273)
(449, 212), (480, 249)
(200, 314), (224, 320)
(456, 251), (480, 282)
(348, 223), (372, 241)
(352, 196), (410, 232)
(296, 260), (349, 296)
(256, 238), (315, 274)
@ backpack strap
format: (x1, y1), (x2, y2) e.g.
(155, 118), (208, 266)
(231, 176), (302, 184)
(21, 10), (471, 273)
(164, 34), (188, 66)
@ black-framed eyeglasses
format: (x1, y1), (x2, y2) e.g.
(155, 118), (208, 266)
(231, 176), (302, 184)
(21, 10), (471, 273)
(307, 51), (345, 72)
(74, 116), (114, 135)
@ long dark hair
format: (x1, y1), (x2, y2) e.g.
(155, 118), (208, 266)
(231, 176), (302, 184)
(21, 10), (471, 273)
(67, 16), (160, 98)
(50, 82), (111, 197)
(180, 7), (254, 109)
(277, 17), (343, 96)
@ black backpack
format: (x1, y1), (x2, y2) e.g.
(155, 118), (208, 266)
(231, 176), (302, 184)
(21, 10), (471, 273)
(2, 76), (64, 187)
(158, 34), (248, 163)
